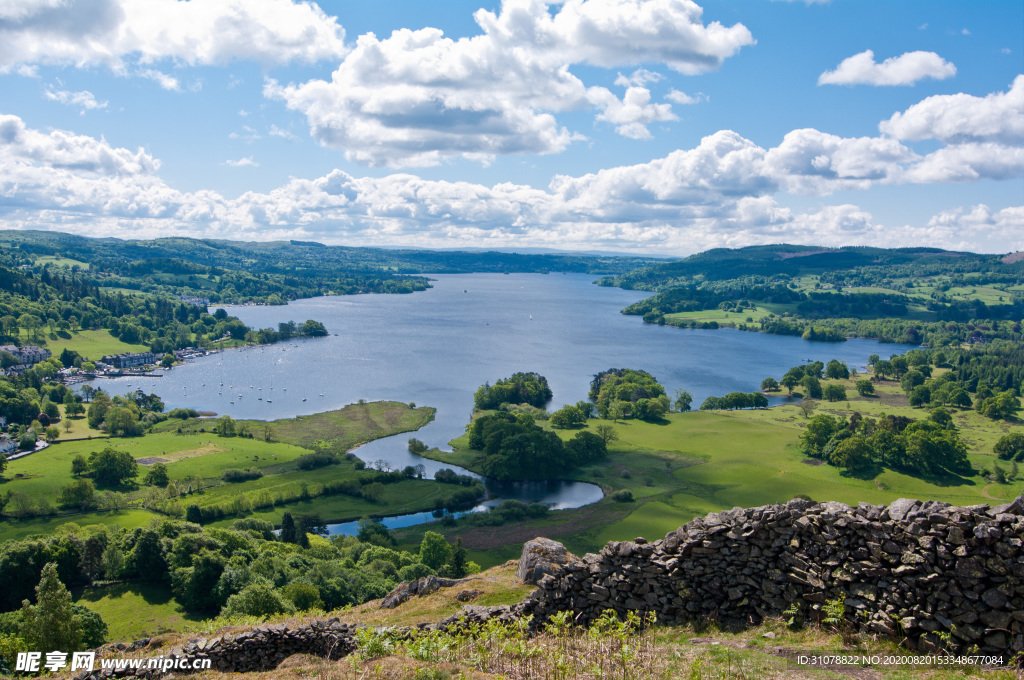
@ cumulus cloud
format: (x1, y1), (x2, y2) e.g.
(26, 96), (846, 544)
(880, 75), (1024, 144)
(225, 156), (258, 167)
(818, 50), (956, 86)
(0, 0), (347, 74)
(268, 0), (753, 166)
(43, 87), (108, 113)
(0, 93), (1020, 253)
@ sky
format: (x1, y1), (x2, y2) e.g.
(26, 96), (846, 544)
(0, 0), (1021, 256)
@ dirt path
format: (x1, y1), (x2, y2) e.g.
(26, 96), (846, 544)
(981, 483), (1012, 502)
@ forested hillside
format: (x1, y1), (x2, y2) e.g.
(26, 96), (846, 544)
(600, 245), (1024, 346)
(0, 231), (658, 306)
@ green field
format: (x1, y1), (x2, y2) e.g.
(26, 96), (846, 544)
(73, 582), (202, 641)
(0, 402), (442, 541)
(410, 377), (1024, 568)
(39, 329), (151, 362)
(35, 255), (90, 269)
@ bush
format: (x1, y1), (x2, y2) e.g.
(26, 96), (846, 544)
(221, 582), (295, 618)
(611, 489), (635, 503)
(221, 468), (263, 483)
(295, 453), (338, 470)
(168, 408), (200, 419)
(407, 438), (428, 454)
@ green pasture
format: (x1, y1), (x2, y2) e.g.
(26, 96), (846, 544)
(418, 376), (1023, 566)
(663, 305), (776, 328)
(73, 582), (201, 641)
(41, 329), (151, 361)
(35, 255), (90, 269)
(206, 478), (449, 529)
(0, 510), (154, 542)
(0, 402), (443, 541)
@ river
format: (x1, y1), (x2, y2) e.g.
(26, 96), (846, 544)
(99, 273), (915, 534)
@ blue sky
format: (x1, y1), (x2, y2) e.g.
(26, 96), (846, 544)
(0, 0), (1021, 255)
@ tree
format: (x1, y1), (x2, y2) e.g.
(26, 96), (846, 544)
(221, 583), (295, 618)
(144, 463), (170, 487)
(798, 399), (817, 418)
(760, 377), (780, 393)
(102, 540), (125, 577)
(44, 426), (60, 441)
(57, 479), (96, 511)
(128, 530), (167, 581)
(594, 422), (618, 446)
(88, 447), (138, 487)
(407, 438), (428, 454)
(800, 375), (823, 399)
(214, 415), (236, 437)
(673, 388), (694, 411)
(823, 384), (847, 402)
(103, 406), (138, 437)
(873, 360), (894, 380)
(781, 373), (800, 394)
(160, 353), (175, 368)
(825, 360), (850, 380)
(829, 436), (874, 473)
(549, 405), (586, 429)
(855, 379), (874, 397)
(419, 531), (452, 571)
(448, 537), (468, 578)
(19, 563), (84, 653)
(280, 512), (297, 544)
(994, 432), (1024, 461)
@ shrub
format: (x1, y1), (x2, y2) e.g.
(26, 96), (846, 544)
(611, 489), (635, 503)
(221, 468), (263, 483)
(295, 453), (338, 470)
(221, 582), (295, 618)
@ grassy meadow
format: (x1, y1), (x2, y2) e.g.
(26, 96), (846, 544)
(29, 328), (151, 362)
(0, 402), (440, 542)
(408, 371), (1024, 568)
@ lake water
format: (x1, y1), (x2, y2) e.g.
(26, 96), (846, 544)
(100, 273), (914, 532)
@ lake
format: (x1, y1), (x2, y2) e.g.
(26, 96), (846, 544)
(100, 273), (915, 532)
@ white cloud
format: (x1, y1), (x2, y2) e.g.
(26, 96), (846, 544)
(137, 68), (181, 91)
(588, 86), (677, 139)
(666, 89), (702, 105)
(268, 124), (299, 141)
(0, 0), (347, 75)
(228, 125), (261, 143)
(614, 69), (662, 88)
(0, 93), (1020, 254)
(818, 50), (956, 86)
(268, 0), (752, 166)
(43, 88), (108, 113)
(880, 75), (1024, 144)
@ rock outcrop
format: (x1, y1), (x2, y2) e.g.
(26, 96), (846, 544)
(380, 575), (476, 609)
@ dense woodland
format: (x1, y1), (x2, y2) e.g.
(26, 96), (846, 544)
(0, 517), (476, 653)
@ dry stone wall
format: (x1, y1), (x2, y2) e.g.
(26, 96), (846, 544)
(522, 496), (1024, 658)
(74, 495), (1023, 677)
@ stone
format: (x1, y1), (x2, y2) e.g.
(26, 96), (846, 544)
(518, 537), (577, 584)
(886, 498), (919, 522)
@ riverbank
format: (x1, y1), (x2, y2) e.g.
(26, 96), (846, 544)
(404, 374), (1024, 568)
